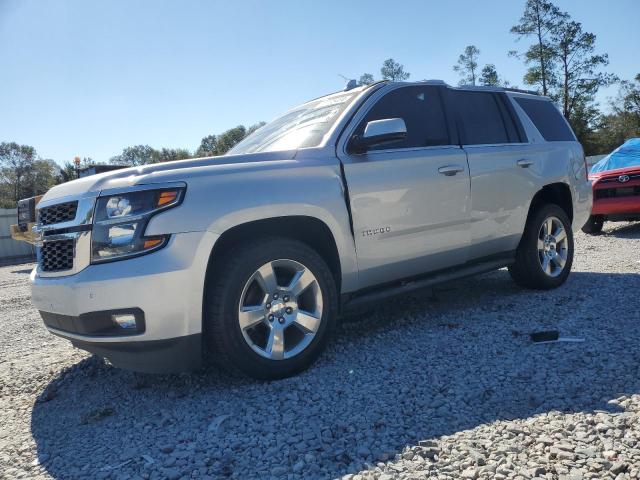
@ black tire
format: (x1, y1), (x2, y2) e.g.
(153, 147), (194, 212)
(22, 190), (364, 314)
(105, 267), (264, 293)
(203, 237), (338, 380)
(508, 204), (574, 290)
(581, 215), (604, 234)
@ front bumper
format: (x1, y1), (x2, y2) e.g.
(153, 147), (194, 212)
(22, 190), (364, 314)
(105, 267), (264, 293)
(592, 196), (640, 216)
(31, 230), (219, 373)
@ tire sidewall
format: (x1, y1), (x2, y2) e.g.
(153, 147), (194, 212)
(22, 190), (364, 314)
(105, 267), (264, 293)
(207, 238), (338, 379)
(526, 205), (574, 288)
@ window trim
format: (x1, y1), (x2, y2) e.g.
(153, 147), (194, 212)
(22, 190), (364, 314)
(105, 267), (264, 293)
(496, 93), (528, 143)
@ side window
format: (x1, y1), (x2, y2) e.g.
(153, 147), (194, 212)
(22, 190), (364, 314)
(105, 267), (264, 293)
(454, 91), (511, 145)
(495, 94), (525, 143)
(355, 86), (450, 150)
(514, 97), (575, 141)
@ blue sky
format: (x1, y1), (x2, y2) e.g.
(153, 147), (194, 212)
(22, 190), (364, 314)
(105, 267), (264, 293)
(1, 0), (638, 165)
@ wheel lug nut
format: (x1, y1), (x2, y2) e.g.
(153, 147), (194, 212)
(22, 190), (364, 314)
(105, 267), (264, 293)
(273, 293), (279, 300)
(283, 295), (290, 302)
(268, 314), (274, 321)
(266, 303), (271, 309)
(278, 317), (285, 324)
(285, 307), (293, 314)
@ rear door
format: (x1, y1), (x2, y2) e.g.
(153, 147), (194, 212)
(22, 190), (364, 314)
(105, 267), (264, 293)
(337, 84), (471, 289)
(451, 89), (539, 260)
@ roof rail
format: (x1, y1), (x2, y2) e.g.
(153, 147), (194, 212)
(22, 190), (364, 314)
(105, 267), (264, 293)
(503, 87), (540, 95)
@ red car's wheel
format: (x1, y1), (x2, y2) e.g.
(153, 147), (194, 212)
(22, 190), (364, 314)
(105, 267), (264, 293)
(581, 215), (604, 234)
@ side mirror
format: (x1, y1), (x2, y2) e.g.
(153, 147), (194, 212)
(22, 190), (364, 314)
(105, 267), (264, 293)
(351, 118), (407, 153)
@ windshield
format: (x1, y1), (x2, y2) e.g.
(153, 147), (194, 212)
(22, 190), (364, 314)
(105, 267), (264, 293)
(228, 90), (360, 155)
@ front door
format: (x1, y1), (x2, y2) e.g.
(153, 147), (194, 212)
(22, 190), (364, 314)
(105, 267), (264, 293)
(337, 85), (471, 289)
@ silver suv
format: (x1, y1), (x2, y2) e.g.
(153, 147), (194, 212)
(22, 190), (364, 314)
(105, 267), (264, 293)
(30, 80), (592, 379)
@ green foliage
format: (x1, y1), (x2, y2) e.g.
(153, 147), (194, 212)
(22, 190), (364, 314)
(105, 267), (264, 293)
(453, 45), (481, 86)
(110, 145), (157, 166)
(479, 64), (500, 86)
(0, 142), (59, 205)
(380, 58), (410, 81)
(553, 19), (616, 119)
(357, 73), (375, 86)
(153, 148), (192, 163)
(196, 123), (265, 157)
(510, 0), (567, 95)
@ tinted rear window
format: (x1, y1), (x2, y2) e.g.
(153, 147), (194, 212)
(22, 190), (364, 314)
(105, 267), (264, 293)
(454, 91), (512, 145)
(514, 97), (575, 141)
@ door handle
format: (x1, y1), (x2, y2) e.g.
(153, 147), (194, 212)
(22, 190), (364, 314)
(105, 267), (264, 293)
(517, 159), (535, 168)
(438, 165), (464, 176)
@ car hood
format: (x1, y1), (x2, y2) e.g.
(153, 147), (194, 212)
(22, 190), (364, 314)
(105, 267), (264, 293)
(41, 150), (298, 203)
(589, 165), (640, 182)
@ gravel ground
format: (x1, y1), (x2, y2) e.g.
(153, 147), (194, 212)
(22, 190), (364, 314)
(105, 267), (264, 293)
(1, 223), (640, 480)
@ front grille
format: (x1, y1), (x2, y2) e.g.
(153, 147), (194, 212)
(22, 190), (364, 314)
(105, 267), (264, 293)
(595, 186), (640, 199)
(39, 201), (78, 226)
(41, 239), (75, 272)
(599, 173), (640, 184)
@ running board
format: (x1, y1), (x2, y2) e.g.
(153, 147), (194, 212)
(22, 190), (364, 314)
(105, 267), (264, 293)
(342, 257), (514, 311)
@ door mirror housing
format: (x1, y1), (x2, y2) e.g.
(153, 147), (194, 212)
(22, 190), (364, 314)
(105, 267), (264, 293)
(350, 118), (407, 153)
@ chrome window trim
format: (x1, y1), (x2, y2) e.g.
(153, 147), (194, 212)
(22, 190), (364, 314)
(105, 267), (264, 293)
(351, 144), (462, 157)
(462, 142), (531, 148)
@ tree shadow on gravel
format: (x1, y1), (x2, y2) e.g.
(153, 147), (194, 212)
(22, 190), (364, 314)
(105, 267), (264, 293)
(31, 270), (640, 479)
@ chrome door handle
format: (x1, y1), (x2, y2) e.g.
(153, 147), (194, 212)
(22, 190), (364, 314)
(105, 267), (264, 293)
(517, 159), (534, 168)
(438, 165), (464, 176)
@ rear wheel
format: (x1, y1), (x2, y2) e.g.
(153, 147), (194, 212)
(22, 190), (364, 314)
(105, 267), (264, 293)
(581, 215), (604, 234)
(204, 237), (338, 379)
(509, 204), (574, 290)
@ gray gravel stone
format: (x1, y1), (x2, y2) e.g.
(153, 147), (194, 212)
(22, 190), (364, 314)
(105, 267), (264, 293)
(2, 224), (640, 479)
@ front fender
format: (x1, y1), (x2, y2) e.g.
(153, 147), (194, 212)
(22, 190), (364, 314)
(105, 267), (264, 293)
(145, 159), (359, 292)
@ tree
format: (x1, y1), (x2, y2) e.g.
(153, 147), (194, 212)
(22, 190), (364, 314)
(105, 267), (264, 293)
(196, 123), (264, 157)
(246, 121), (266, 137)
(0, 142), (37, 202)
(110, 145), (156, 166)
(196, 135), (219, 157)
(479, 64), (499, 86)
(28, 159), (59, 196)
(152, 148), (192, 163)
(214, 126), (247, 155)
(380, 58), (410, 81)
(614, 73), (640, 121)
(590, 74), (640, 154)
(357, 73), (375, 86)
(552, 19), (616, 120)
(453, 45), (481, 86)
(510, 0), (567, 95)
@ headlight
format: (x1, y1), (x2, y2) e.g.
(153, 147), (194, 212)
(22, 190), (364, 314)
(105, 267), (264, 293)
(91, 187), (184, 263)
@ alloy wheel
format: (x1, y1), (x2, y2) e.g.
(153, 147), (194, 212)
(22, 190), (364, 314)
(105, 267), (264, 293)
(537, 216), (568, 278)
(238, 259), (323, 360)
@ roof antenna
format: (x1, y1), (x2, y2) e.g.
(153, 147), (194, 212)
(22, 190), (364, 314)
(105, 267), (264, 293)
(338, 74), (358, 91)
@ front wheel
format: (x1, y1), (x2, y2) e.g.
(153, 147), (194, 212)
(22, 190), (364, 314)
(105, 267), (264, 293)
(204, 237), (338, 379)
(581, 215), (604, 234)
(509, 204), (574, 290)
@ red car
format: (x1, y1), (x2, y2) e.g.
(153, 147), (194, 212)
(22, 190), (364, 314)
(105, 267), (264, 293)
(583, 138), (640, 234)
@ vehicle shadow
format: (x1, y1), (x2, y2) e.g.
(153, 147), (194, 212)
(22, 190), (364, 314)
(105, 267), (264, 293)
(31, 270), (640, 479)
(603, 221), (640, 239)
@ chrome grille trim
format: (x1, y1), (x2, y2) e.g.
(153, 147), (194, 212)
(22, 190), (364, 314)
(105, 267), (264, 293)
(39, 201), (78, 225)
(35, 193), (98, 278)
